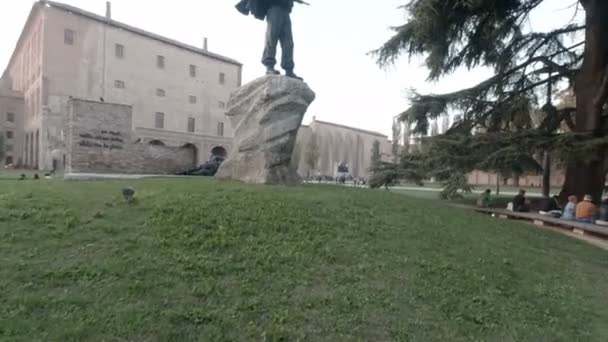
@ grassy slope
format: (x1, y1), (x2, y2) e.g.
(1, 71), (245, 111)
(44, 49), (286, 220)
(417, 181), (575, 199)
(0, 178), (607, 341)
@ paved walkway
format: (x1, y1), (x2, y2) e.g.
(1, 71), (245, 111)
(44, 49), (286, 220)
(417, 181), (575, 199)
(63, 173), (186, 180)
(305, 181), (544, 197)
(392, 186), (533, 197)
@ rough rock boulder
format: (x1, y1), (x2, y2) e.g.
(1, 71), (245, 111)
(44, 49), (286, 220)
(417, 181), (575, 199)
(215, 76), (316, 185)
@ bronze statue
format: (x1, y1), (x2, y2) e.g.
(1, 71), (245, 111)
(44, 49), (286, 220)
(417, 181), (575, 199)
(236, 0), (309, 80)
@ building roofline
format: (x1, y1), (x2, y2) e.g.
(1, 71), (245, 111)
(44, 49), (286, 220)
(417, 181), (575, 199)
(312, 119), (388, 138)
(4, 1), (240, 70)
(0, 92), (24, 100)
(41, 1), (242, 66)
(2, 2), (41, 79)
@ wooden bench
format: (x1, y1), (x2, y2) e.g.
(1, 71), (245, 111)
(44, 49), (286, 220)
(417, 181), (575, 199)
(465, 206), (608, 239)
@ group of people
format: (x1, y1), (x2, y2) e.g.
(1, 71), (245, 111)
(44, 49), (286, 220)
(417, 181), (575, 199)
(478, 189), (608, 225)
(558, 194), (608, 223)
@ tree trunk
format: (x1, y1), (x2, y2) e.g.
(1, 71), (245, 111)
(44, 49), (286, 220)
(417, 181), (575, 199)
(496, 173), (501, 196)
(542, 151), (551, 198)
(562, 0), (608, 203)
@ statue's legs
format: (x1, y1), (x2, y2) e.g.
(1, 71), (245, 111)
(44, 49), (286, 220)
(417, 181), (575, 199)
(279, 15), (294, 71)
(262, 7), (294, 73)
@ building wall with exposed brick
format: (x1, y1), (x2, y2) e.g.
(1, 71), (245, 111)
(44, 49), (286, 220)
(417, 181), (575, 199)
(66, 98), (197, 175)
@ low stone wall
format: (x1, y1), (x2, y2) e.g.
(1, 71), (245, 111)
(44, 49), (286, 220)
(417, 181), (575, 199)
(66, 99), (195, 175)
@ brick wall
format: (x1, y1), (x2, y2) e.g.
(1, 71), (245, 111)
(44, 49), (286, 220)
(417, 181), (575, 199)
(66, 99), (195, 174)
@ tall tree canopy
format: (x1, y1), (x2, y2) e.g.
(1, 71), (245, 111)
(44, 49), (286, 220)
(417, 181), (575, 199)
(375, 0), (608, 201)
(371, 140), (382, 167)
(304, 132), (320, 176)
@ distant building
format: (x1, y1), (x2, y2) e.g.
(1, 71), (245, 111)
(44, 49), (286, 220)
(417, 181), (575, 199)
(295, 118), (391, 179)
(467, 169), (565, 189)
(1, 0), (241, 169)
(0, 79), (24, 166)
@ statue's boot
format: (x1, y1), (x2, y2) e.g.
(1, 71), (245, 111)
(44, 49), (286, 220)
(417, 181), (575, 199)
(266, 67), (281, 75)
(285, 70), (303, 81)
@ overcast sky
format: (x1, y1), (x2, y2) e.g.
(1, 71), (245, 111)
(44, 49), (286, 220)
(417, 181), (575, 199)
(0, 0), (582, 136)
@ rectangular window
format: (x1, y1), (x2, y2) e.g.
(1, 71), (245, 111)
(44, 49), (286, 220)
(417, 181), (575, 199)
(189, 95), (197, 104)
(189, 64), (197, 77)
(155, 112), (165, 129)
(218, 101), (226, 109)
(115, 44), (124, 58)
(219, 72), (226, 85)
(6, 131), (14, 139)
(217, 122), (224, 137)
(156, 88), (166, 97)
(188, 117), (195, 133)
(6, 112), (15, 123)
(5, 145), (13, 152)
(114, 80), (125, 89)
(64, 29), (75, 45)
(157, 55), (165, 69)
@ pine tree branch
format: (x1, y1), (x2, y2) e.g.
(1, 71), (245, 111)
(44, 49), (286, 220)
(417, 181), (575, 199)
(526, 25), (585, 58)
(559, 107), (577, 130)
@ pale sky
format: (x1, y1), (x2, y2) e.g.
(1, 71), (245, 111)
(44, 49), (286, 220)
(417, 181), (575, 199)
(0, 0), (582, 136)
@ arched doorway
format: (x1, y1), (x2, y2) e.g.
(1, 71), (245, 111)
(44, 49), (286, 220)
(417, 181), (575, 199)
(148, 140), (165, 146)
(181, 143), (198, 167)
(211, 146), (228, 159)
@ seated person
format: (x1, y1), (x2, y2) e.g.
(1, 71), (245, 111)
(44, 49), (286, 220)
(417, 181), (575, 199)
(576, 195), (597, 223)
(599, 197), (608, 222)
(477, 189), (493, 208)
(540, 195), (562, 217)
(512, 189), (530, 212)
(561, 195), (577, 220)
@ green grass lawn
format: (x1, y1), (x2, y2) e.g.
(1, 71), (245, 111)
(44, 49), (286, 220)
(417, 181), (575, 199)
(0, 169), (45, 180)
(1, 178), (607, 341)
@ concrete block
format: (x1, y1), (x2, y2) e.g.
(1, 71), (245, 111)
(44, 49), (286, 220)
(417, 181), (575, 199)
(573, 228), (586, 236)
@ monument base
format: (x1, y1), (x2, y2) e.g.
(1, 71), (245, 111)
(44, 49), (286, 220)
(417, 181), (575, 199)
(215, 75), (316, 185)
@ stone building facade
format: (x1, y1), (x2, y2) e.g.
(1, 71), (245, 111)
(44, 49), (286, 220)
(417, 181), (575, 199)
(0, 79), (25, 166)
(295, 118), (392, 179)
(1, 0), (241, 171)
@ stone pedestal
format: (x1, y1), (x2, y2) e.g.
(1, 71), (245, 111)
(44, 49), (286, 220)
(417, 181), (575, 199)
(216, 76), (316, 185)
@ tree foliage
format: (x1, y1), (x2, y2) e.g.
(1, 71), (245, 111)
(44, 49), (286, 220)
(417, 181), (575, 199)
(370, 154), (425, 189)
(391, 119), (402, 162)
(304, 132), (320, 173)
(370, 140), (382, 168)
(374, 0), (608, 200)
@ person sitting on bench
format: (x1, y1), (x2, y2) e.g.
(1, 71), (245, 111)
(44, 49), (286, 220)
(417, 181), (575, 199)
(576, 195), (597, 224)
(512, 189), (530, 212)
(478, 189), (493, 208)
(598, 197), (608, 221)
(540, 195), (562, 217)
(561, 195), (577, 220)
